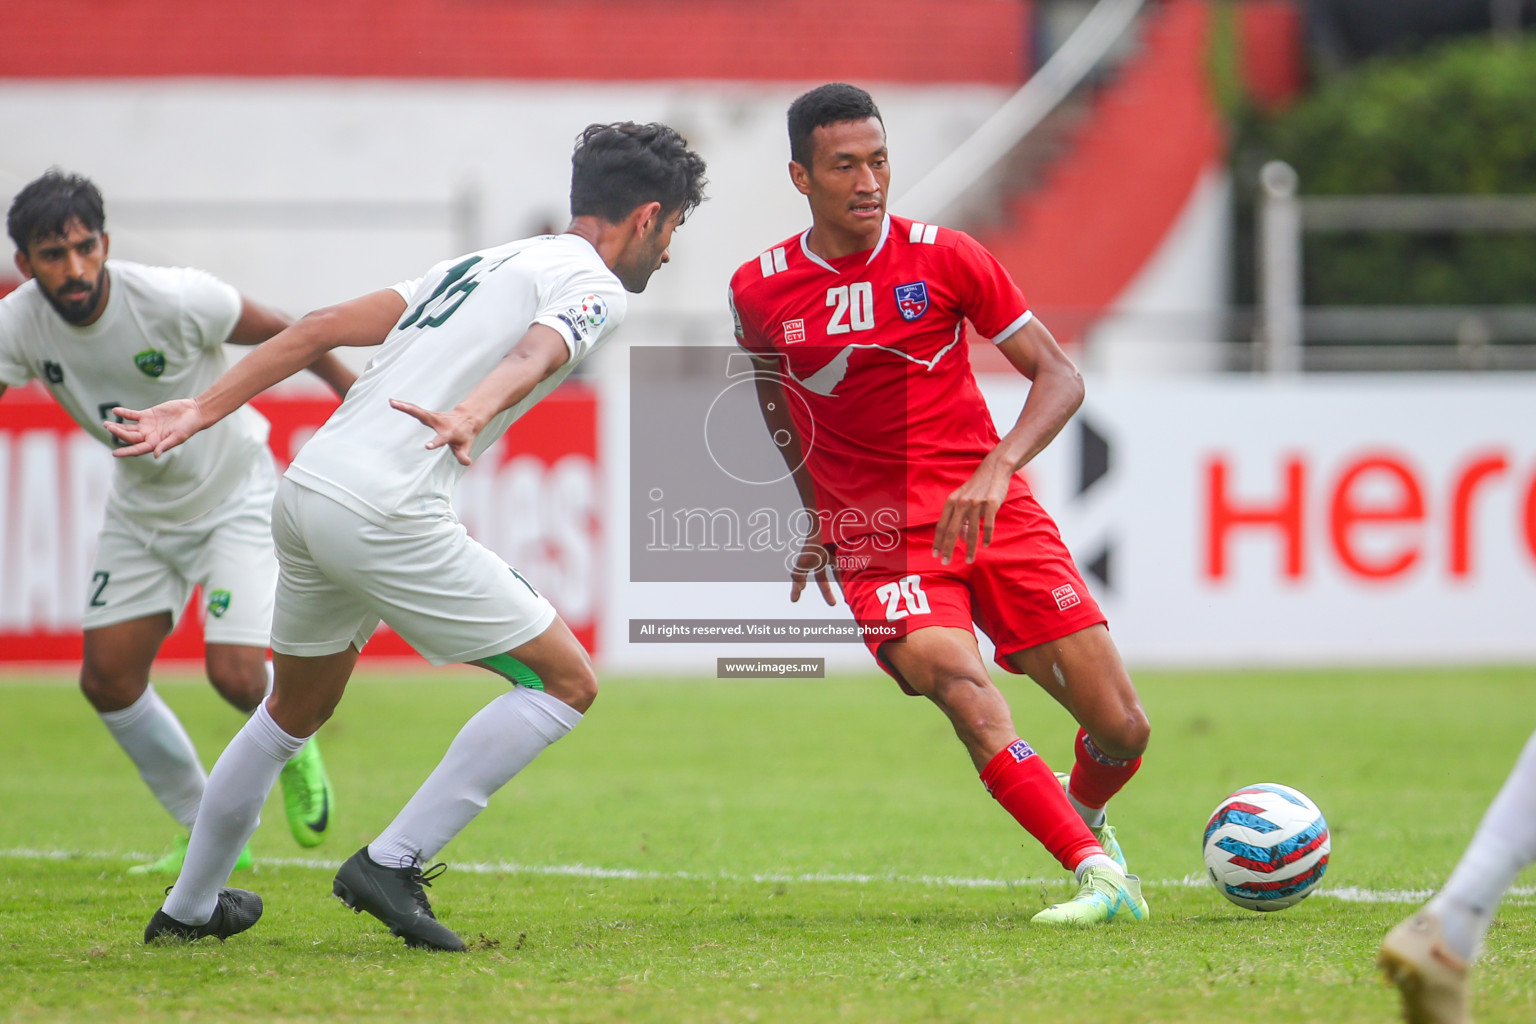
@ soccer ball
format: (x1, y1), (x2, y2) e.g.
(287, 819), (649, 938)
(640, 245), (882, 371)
(1202, 783), (1330, 911)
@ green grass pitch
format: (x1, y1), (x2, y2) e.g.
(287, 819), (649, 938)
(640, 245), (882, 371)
(2, 666), (1534, 1023)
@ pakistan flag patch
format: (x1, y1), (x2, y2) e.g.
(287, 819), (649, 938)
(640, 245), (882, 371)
(207, 589), (231, 618)
(134, 349), (166, 378)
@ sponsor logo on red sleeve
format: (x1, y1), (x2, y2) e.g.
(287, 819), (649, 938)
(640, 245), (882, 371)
(1006, 739), (1037, 762)
(782, 319), (806, 344)
(1052, 584), (1080, 611)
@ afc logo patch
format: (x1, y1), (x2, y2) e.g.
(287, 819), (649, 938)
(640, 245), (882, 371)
(579, 294), (608, 330)
(894, 281), (929, 321)
(1006, 739), (1037, 763)
(1052, 584), (1081, 611)
(782, 318), (806, 344)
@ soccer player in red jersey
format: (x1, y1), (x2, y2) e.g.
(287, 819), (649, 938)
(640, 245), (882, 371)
(728, 83), (1151, 924)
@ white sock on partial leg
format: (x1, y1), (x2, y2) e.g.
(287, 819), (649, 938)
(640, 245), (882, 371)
(98, 684), (207, 829)
(1067, 791), (1107, 829)
(368, 687), (582, 869)
(1073, 854), (1125, 882)
(161, 703), (307, 925)
(1428, 728), (1536, 960)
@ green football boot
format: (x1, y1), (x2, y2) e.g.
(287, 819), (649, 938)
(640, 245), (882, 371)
(1056, 771), (1128, 872)
(1031, 866), (1149, 925)
(279, 738), (333, 848)
(128, 834), (253, 875)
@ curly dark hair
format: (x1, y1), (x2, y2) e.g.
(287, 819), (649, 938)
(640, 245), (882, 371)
(570, 122), (708, 225)
(7, 169), (105, 251)
(788, 84), (884, 168)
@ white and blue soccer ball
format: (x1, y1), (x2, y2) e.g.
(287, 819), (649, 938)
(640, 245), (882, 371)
(1202, 783), (1330, 911)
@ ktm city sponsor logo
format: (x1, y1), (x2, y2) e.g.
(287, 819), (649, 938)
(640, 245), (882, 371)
(1052, 584), (1080, 611)
(1006, 739), (1036, 762)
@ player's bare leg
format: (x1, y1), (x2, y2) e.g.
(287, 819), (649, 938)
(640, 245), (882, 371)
(1005, 624), (1149, 762)
(202, 643), (269, 712)
(152, 646), (356, 935)
(337, 617), (594, 951)
(1005, 623), (1149, 864)
(884, 625), (1146, 924)
(80, 613), (170, 713)
(884, 626), (1019, 770)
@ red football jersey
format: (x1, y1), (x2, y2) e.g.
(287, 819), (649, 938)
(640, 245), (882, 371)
(729, 215), (1034, 548)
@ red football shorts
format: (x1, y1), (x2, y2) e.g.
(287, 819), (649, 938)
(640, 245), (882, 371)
(835, 492), (1106, 694)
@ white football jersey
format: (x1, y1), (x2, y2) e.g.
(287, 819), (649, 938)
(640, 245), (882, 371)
(286, 233), (626, 524)
(0, 260), (269, 525)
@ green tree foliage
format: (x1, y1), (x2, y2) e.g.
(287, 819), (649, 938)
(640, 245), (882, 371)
(1261, 37), (1536, 305)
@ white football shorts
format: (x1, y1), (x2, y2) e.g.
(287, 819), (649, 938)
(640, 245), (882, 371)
(269, 477), (557, 665)
(82, 455), (279, 647)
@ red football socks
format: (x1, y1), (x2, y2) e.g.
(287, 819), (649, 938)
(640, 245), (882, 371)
(1068, 727), (1142, 810)
(980, 738), (1103, 872)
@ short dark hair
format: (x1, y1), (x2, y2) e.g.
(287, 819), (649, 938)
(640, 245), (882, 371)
(570, 122), (708, 225)
(7, 169), (105, 252)
(788, 84), (884, 168)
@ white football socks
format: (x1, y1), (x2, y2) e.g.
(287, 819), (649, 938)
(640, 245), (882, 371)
(97, 684), (207, 829)
(1428, 728), (1536, 961)
(1067, 790), (1108, 829)
(368, 687), (582, 869)
(162, 703), (307, 925)
(1074, 853), (1124, 882)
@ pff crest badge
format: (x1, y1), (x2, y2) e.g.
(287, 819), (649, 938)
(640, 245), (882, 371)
(894, 281), (929, 322)
(133, 349), (166, 378)
(207, 589), (231, 618)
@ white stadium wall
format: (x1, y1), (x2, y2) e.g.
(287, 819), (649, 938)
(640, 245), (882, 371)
(1014, 376), (1536, 665)
(5, 373), (1535, 666)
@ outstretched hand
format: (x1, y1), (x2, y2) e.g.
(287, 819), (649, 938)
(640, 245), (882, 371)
(104, 398), (204, 458)
(790, 536), (838, 606)
(390, 398), (481, 466)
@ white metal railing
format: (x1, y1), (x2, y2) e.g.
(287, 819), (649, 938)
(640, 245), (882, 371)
(896, 0), (1147, 222)
(1257, 159), (1536, 373)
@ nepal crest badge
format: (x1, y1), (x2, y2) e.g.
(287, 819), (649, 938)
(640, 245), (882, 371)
(894, 281), (929, 322)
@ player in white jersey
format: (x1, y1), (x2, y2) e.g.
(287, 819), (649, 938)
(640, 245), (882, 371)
(110, 122), (707, 950)
(0, 171), (350, 871)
